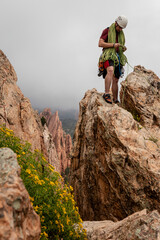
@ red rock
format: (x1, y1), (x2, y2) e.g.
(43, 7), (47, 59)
(0, 148), (41, 240)
(40, 108), (72, 173)
(120, 65), (160, 146)
(83, 209), (160, 240)
(70, 87), (160, 221)
(0, 50), (59, 171)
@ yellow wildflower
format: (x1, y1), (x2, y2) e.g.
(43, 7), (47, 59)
(30, 164), (35, 168)
(29, 196), (34, 202)
(43, 231), (48, 237)
(66, 216), (70, 225)
(29, 197), (34, 202)
(41, 216), (45, 222)
(34, 175), (39, 181)
(34, 206), (39, 211)
(42, 156), (47, 162)
(50, 181), (54, 186)
(63, 190), (66, 194)
(62, 207), (66, 214)
(26, 169), (31, 174)
(78, 223), (83, 228)
(49, 166), (54, 172)
(59, 194), (63, 198)
(61, 223), (64, 232)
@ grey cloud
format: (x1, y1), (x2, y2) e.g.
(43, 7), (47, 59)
(0, 0), (160, 111)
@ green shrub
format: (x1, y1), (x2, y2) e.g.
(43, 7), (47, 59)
(41, 116), (47, 126)
(0, 126), (87, 240)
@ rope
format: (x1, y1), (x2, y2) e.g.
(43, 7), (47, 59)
(0, 78), (7, 126)
(117, 53), (122, 77)
(127, 61), (134, 70)
(121, 61), (133, 107)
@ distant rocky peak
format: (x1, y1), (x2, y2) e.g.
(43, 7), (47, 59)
(40, 108), (72, 173)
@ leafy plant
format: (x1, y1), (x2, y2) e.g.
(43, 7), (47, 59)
(41, 116), (47, 126)
(0, 126), (87, 240)
(61, 167), (70, 184)
(148, 136), (158, 144)
(132, 112), (141, 122)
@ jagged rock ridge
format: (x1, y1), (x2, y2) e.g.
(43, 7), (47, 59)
(40, 108), (72, 173)
(70, 66), (160, 222)
(0, 50), (61, 172)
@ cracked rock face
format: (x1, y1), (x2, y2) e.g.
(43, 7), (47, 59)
(120, 65), (160, 135)
(42, 125), (60, 172)
(0, 148), (41, 240)
(0, 50), (43, 150)
(70, 80), (160, 221)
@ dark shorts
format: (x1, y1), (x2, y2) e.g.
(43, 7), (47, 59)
(103, 60), (122, 79)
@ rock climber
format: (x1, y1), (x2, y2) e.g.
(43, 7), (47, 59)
(98, 15), (128, 104)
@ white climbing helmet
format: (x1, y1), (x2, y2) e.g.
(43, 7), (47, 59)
(115, 15), (128, 29)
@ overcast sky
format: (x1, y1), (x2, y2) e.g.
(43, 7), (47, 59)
(0, 0), (160, 111)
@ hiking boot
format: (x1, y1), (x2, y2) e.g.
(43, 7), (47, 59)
(113, 99), (120, 104)
(98, 70), (104, 77)
(103, 94), (112, 104)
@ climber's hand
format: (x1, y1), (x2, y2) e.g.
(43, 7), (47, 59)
(122, 46), (127, 52)
(114, 43), (121, 48)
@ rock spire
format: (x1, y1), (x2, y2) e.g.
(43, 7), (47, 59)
(70, 66), (160, 222)
(40, 108), (72, 173)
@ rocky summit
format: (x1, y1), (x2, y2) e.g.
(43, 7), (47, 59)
(0, 148), (41, 239)
(70, 66), (160, 224)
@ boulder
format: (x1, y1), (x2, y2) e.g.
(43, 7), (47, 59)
(70, 86), (160, 221)
(83, 209), (160, 240)
(120, 65), (160, 139)
(0, 148), (41, 239)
